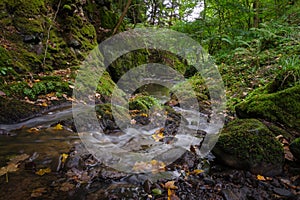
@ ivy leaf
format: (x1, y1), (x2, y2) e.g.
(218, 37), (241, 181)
(152, 188), (162, 195)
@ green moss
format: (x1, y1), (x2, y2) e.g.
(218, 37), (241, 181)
(0, 78), (71, 100)
(99, 8), (119, 29)
(214, 118), (284, 165)
(290, 137), (300, 160)
(236, 84), (300, 131)
(0, 46), (13, 69)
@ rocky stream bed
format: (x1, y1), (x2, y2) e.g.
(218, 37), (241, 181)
(0, 99), (299, 200)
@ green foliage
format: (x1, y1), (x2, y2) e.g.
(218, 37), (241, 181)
(129, 94), (161, 112)
(0, 78), (70, 100)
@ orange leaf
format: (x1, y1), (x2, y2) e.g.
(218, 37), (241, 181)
(257, 174), (267, 181)
(164, 181), (178, 190)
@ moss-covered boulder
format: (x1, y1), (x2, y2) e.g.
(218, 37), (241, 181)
(290, 138), (300, 161)
(236, 84), (300, 132)
(108, 50), (188, 83)
(212, 119), (284, 176)
(0, 96), (43, 124)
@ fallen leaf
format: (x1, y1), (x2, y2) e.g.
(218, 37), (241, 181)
(35, 168), (51, 176)
(140, 113), (148, 117)
(61, 153), (68, 163)
(257, 174), (266, 181)
(53, 123), (63, 130)
(31, 187), (46, 197)
(257, 174), (272, 181)
(152, 128), (164, 142)
(132, 160), (165, 173)
(284, 146), (294, 161)
(60, 182), (75, 192)
(192, 169), (204, 175)
(164, 181), (178, 190)
(41, 102), (48, 107)
(8, 154), (30, 164)
(152, 188), (162, 195)
(28, 127), (40, 134)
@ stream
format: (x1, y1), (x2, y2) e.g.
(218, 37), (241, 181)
(0, 84), (294, 199)
(0, 83), (215, 199)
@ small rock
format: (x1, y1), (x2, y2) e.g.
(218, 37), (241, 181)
(203, 177), (215, 186)
(272, 188), (294, 198)
(222, 189), (239, 200)
(143, 179), (152, 194)
(68, 38), (81, 48)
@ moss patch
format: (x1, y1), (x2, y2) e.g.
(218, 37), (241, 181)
(236, 84), (300, 131)
(290, 137), (300, 161)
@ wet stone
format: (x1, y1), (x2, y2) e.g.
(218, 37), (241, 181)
(221, 189), (240, 200)
(272, 187), (294, 198)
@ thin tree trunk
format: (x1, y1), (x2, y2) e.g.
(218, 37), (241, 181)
(113, 0), (132, 35)
(253, 0), (260, 28)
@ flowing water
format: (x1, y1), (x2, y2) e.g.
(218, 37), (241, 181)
(0, 83), (218, 199)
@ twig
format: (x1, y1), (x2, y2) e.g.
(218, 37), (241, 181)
(42, 0), (62, 67)
(112, 0), (132, 35)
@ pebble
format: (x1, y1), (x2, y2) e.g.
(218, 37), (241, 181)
(221, 189), (239, 200)
(273, 187), (294, 198)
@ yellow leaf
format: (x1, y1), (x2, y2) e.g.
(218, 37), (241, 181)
(192, 169), (204, 175)
(41, 102), (48, 107)
(168, 188), (172, 200)
(61, 153), (68, 163)
(152, 128), (164, 142)
(53, 123), (63, 130)
(140, 113), (148, 117)
(257, 174), (266, 181)
(35, 168), (51, 176)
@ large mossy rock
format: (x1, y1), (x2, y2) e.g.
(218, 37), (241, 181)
(236, 84), (300, 132)
(290, 138), (300, 161)
(0, 97), (42, 124)
(212, 119), (284, 176)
